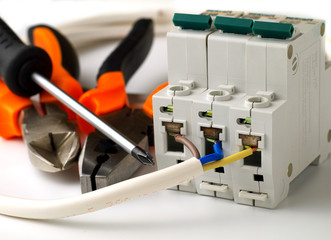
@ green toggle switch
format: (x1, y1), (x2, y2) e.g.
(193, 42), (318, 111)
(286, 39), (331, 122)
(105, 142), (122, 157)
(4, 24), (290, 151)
(252, 21), (294, 39)
(173, 13), (212, 30)
(214, 16), (253, 34)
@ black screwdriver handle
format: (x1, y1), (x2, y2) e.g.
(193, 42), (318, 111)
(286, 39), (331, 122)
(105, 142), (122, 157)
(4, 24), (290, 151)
(28, 24), (79, 79)
(97, 18), (154, 84)
(0, 18), (52, 97)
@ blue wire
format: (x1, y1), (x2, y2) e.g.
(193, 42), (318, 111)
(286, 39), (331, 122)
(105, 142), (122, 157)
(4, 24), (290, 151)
(213, 141), (223, 156)
(199, 153), (220, 165)
(199, 141), (224, 165)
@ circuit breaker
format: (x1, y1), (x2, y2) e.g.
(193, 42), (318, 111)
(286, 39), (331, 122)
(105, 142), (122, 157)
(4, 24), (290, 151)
(152, 10), (331, 208)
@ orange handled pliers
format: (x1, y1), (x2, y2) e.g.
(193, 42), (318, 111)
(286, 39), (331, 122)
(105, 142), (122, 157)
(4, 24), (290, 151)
(0, 25), (83, 172)
(77, 19), (167, 193)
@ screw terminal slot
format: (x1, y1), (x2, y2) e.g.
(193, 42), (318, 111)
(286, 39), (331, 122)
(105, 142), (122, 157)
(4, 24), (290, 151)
(201, 127), (222, 155)
(163, 122), (184, 152)
(239, 134), (261, 148)
(239, 134), (262, 167)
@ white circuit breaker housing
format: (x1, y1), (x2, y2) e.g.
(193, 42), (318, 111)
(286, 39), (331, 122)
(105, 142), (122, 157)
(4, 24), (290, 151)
(152, 10), (331, 208)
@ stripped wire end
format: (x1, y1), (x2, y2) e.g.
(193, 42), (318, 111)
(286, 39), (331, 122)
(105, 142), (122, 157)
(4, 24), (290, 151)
(206, 138), (216, 143)
(244, 145), (261, 152)
(243, 117), (251, 124)
(204, 110), (213, 118)
(165, 105), (173, 112)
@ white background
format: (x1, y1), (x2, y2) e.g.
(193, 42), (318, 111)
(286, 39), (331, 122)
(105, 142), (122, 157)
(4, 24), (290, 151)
(0, 0), (331, 239)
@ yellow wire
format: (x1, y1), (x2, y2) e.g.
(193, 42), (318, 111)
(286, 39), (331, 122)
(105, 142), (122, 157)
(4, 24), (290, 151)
(202, 148), (253, 171)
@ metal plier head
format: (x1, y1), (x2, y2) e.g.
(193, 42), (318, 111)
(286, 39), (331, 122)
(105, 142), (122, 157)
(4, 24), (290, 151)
(0, 25), (83, 172)
(78, 19), (155, 193)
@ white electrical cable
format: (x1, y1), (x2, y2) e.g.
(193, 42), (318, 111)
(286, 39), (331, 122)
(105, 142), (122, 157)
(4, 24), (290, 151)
(20, 9), (174, 48)
(57, 9), (174, 48)
(2, 8), (180, 220)
(0, 157), (203, 219)
(63, 24), (172, 49)
(58, 9), (173, 30)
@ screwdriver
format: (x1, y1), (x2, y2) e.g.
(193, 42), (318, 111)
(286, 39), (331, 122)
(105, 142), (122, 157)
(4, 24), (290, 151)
(0, 18), (154, 166)
(78, 19), (154, 193)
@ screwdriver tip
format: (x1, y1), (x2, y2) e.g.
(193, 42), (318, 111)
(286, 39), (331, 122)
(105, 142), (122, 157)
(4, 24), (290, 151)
(131, 146), (154, 166)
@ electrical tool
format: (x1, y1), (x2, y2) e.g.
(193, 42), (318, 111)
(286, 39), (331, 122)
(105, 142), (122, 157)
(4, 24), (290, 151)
(78, 19), (154, 193)
(0, 17), (154, 166)
(0, 25), (83, 172)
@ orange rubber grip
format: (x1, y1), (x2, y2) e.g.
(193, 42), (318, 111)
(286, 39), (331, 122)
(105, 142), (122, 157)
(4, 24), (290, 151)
(31, 27), (83, 120)
(0, 79), (32, 139)
(142, 82), (168, 118)
(77, 71), (127, 134)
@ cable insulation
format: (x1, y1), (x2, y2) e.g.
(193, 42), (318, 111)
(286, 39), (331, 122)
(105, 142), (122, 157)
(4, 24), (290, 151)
(57, 10), (173, 48)
(199, 141), (223, 164)
(0, 157), (203, 219)
(174, 134), (200, 158)
(202, 148), (253, 171)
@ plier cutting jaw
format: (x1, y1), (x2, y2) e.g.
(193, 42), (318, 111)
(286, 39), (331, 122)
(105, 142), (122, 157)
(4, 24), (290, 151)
(78, 19), (154, 193)
(0, 25), (83, 172)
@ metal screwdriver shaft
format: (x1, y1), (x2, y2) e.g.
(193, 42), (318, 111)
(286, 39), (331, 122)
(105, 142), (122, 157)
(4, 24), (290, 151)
(0, 17), (153, 166)
(32, 73), (154, 166)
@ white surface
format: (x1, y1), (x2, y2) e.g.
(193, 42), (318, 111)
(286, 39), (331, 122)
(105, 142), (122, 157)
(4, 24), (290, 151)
(0, 153), (202, 219)
(0, 139), (331, 239)
(0, 0), (330, 239)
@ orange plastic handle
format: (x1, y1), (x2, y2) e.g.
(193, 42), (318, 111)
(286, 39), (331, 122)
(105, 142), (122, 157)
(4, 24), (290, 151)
(0, 79), (32, 139)
(77, 71), (127, 134)
(31, 27), (83, 120)
(142, 82), (168, 118)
